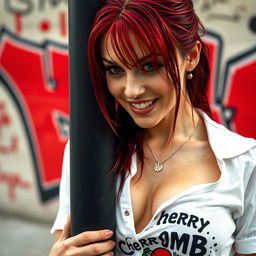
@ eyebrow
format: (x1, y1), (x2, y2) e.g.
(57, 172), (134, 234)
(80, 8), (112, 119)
(102, 53), (161, 65)
(102, 58), (117, 65)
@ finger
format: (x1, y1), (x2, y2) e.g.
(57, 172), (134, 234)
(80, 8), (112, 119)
(66, 229), (113, 247)
(53, 230), (62, 243)
(66, 240), (115, 256)
(101, 252), (114, 256)
(59, 215), (71, 241)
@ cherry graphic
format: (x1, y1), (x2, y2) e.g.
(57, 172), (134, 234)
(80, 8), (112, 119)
(152, 248), (172, 256)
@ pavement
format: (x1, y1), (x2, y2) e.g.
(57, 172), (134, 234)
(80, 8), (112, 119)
(0, 212), (53, 256)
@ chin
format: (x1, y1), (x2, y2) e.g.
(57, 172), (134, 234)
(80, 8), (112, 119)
(133, 119), (158, 129)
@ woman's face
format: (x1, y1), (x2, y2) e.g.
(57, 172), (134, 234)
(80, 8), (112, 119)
(101, 34), (189, 130)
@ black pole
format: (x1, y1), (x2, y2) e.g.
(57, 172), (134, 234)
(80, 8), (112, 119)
(68, 0), (116, 236)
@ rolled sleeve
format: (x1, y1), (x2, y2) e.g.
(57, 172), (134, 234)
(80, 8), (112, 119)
(50, 140), (70, 234)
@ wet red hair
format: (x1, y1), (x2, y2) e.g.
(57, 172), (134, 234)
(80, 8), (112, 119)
(88, 0), (211, 191)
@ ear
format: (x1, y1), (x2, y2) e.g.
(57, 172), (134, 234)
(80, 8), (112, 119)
(185, 41), (202, 72)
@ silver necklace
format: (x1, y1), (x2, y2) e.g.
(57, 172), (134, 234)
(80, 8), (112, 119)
(145, 126), (197, 172)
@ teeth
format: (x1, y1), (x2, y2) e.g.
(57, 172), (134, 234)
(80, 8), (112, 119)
(132, 100), (154, 109)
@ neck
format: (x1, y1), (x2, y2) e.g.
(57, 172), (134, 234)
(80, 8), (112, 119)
(144, 105), (199, 149)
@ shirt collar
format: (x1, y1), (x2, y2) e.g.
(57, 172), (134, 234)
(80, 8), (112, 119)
(199, 110), (256, 159)
(130, 110), (256, 177)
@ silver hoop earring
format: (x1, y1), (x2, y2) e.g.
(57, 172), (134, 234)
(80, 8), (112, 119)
(187, 72), (193, 79)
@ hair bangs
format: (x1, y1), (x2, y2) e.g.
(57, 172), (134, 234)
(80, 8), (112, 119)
(104, 2), (178, 74)
(105, 17), (161, 70)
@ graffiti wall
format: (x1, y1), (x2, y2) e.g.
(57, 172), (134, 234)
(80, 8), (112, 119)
(0, 0), (255, 222)
(0, 0), (69, 222)
(194, 0), (256, 138)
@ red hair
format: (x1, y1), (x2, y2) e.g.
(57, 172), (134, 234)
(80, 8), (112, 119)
(88, 0), (211, 191)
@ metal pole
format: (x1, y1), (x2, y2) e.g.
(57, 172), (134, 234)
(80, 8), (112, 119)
(68, 0), (116, 236)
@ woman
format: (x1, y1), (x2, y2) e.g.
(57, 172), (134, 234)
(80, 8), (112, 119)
(49, 0), (256, 255)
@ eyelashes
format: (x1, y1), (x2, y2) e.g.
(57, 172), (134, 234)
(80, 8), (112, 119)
(104, 65), (124, 75)
(142, 62), (163, 72)
(104, 62), (164, 76)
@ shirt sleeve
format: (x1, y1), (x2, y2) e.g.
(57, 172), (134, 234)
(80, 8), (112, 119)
(235, 152), (256, 254)
(50, 140), (70, 234)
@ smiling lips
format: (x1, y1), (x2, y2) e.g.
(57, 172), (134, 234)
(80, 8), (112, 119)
(129, 99), (158, 115)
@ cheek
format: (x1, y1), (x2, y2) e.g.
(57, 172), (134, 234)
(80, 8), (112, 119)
(159, 83), (177, 107)
(155, 79), (175, 98)
(106, 78), (120, 98)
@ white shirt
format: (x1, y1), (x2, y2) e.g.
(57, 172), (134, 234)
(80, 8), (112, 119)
(51, 112), (256, 255)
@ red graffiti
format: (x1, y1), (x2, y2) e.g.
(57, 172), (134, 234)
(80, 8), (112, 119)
(0, 102), (18, 154)
(0, 32), (69, 189)
(59, 11), (67, 37)
(205, 34), (256, 138)
(15, 13), (22, 34)
(14, 12), (67, 37)
(0, 102), (10, 135)
(0, 168), (31, 200)
(39, 20), (51, 33)
(0, 136), (18, 154)
(223, 51), (256, 138)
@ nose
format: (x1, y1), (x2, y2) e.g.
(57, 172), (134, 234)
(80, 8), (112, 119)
(124, 73), (145, 99)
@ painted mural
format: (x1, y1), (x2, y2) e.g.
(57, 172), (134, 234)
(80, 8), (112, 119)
(0, 0), (255, 221)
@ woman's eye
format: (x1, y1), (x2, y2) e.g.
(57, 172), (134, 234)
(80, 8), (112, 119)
(105, 66), (123, 75)
(142, 62), (162, 72)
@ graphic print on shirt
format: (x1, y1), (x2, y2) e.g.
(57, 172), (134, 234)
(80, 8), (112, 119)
(118, 211), (218, 255)
(142, 247), (172, 256)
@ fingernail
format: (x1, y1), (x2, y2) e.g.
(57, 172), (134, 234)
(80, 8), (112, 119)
(105, 230), (113, 237)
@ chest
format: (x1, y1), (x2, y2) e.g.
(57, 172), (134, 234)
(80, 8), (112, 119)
(116, 195), (236, 256)
(130, 146), (221, 234)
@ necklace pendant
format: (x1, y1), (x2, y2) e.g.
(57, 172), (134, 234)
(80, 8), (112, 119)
(154, 162), (164, 172)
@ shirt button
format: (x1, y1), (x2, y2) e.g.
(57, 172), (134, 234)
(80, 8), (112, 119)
(124, 210), (130, 216)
